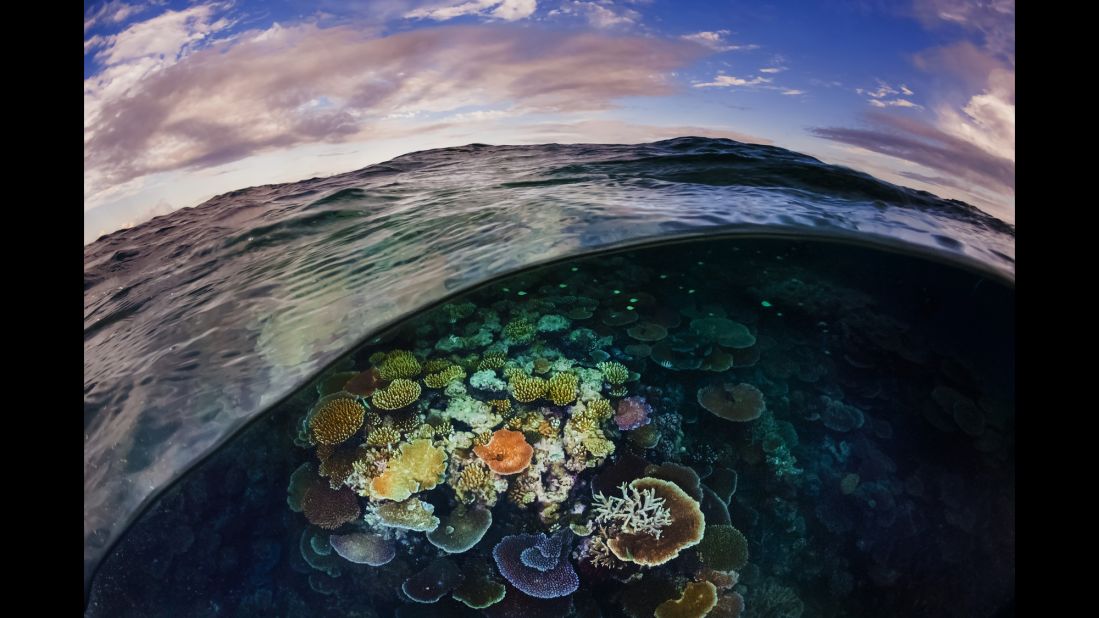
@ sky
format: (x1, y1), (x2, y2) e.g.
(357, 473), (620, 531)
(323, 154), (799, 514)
(84, 0), (1015, 244)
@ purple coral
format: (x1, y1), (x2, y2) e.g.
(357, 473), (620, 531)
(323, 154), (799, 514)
(615, 396), (653, 431)
(493, 531), (579, 599)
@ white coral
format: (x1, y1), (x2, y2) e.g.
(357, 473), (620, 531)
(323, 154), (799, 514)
(592, 482), (673, 538)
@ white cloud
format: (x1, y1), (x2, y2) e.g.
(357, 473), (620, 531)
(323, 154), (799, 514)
(680, 29), (757, 51)
(759, 66), (786, 73)
(936, 67), (1014, 162)
(549, 1), (641, 28)
(84, 0), (153, 33)
(782, 89), (804, 96)
(406, 0), (537, 22)
(693, 74), (772, 88)
(869, 98), (921, 108)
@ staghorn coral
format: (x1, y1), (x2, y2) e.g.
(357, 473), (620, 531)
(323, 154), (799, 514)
(605, 477), (705, 566)
(377, 349), (423, 381)
(509, 374), (547, 403)
(547, 372), (580, 405)
(423, 364), (467, 389)
(474, 428), (534, 475)
(372, 378), (422, 410)
(309, 396), (366, 446)
(369, 438), (447, 501)
(593, 482), (673, 537)
(371, 497), (441, 532)
(302, 483), (361, 530)
(654, 581), (718, 618)
(597, 361), (631, 385)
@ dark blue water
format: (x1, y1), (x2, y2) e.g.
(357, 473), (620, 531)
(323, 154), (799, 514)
(84, 138), (1014, 614)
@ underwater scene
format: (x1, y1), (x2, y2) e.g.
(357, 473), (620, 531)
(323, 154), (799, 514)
(85, 235), (1014, 617)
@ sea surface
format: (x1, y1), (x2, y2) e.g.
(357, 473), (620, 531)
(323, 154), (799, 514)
(83, 137), (1015, 596)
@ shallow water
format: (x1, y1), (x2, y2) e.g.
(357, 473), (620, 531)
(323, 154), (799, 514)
(86, 236), (1013, 617)
(83, 138), (1015, 585)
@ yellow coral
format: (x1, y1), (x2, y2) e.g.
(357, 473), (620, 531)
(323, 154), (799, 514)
(488, 399), (512, 415)
(473, 431), (494, 446)
(503, 318), (535, 343)
(377, 350), (422, 381)
(372, 378), (422, 410)
(609, 385), (629, 398)
(424, 365), (467, 389)
(507, 475), (539, 505)
(369, 439), (448, 501)
(366, 427), (400, 447)
(501, 366), (525, 380)
(454, 460), (495, 504)
(423, 358), (454, 374)
(588, 398), (613, 421)
(547, 372), (579, 406)
(597, 361), (630, 386)
(478, 353), (506, 371)
(509, 374), (547, 403)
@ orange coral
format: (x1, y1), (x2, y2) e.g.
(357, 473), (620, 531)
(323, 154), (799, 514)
(309, 396), (366, 445)
(473, 428), (534, 475)
(369, 439), (448, 501)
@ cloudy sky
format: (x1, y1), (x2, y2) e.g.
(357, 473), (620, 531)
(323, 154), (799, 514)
(84, 0), (1015, 243)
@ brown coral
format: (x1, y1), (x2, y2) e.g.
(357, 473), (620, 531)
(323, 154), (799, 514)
(372, 378), (422, 410)
(309, 396), (366, 446)
(343, 367), (383, 397)
(302, 483), (361, 530)
(698, 383), (765, 422)
(607, 477), (705, 566)
(654, 581), (718, 618)
(474, 428), (534, 475)
(627, 322), (669, 342)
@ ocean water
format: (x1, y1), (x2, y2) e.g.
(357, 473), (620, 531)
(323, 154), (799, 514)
(83, 138), (1014, 614)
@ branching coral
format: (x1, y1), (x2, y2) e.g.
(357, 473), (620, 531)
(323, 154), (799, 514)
(377, 349), (423, 381)
(372, 378), (422, 410)
(424, 364), (467, 389)
(593, 482), (674, 538)
(547, 372), (580, 406)
(603, 477), (705, 566)
(308, 396), (366, 446)
(597, 361), (631, 385)
(509, 374), (547, 403)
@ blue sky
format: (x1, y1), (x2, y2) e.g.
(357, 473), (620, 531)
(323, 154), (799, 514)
(84, 0), (1015, 243)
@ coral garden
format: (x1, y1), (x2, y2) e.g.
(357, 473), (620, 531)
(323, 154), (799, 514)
(85, 238), (1015, 617)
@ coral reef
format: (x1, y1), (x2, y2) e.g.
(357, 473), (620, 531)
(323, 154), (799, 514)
(474, 429), (534, 475)
(493, 531), (579, 599)
(308, 396), (365, 445)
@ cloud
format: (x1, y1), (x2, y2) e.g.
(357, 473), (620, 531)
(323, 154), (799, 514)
(781, 89), (804, 96)
(549, 1), (641, 28)
(693, 74), (772, 88)
(84, 0), (154, 33)
(405, 0), (537, 21)
(911, 0), (1014, 63)
(811, 109), (1013, 196)
(84, 23), (705, 201)
(680, 29), (758, 51)
(759, 66), (785, 73)
(856, 80), (919, 108)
